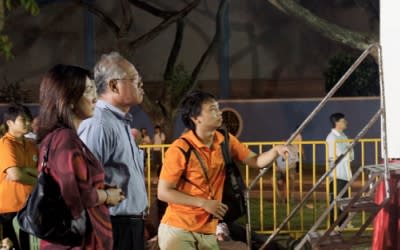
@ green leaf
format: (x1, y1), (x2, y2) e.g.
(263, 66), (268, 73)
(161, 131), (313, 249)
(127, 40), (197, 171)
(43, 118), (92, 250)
(5, 0), (12, 10)
(19, 0), (28, 6)
(0, 34), (14, 60)
(1, 0), (39, 60)
(30, 4), (40, 16)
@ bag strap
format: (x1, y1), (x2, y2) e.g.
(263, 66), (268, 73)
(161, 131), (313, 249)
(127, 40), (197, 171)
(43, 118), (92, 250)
(41, 134), (54, 172)
(178, 130), (230, 169)
(218, 128), (233, 166)
(179, 137), (216, 199)
(218, 129), (245, 192)
(176, 138), (207, 196)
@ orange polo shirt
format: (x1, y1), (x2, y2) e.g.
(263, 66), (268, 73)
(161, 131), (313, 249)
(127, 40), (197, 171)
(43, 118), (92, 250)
(0, 133), (38, 213)
(160, 130), (251, 234)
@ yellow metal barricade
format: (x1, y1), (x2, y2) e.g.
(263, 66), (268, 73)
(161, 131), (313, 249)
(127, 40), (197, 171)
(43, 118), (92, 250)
(142, 138), (381, 236)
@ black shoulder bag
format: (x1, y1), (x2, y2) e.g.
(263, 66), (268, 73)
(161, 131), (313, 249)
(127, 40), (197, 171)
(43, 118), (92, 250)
(17, 135), (86, 246)
(219, 129), (247, 223)
(179, 129), (246, 223)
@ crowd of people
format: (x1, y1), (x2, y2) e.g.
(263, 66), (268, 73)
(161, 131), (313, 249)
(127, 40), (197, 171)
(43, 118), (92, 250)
(0, 50), (388, 250)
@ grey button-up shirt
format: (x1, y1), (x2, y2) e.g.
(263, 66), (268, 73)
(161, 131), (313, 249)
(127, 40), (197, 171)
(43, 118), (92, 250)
(78, 100), (147, 215)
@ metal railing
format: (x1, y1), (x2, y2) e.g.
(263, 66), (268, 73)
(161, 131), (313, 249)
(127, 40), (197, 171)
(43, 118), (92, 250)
(141, 139), (381, 235)
(250, 43), (389, 250)
(20, 138), (382, 249)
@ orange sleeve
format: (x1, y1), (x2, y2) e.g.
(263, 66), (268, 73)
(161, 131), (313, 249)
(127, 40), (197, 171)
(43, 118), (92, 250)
(229, 134), (252, 162)
(0, 139), (18, 173)
(159, 143), (188, 185)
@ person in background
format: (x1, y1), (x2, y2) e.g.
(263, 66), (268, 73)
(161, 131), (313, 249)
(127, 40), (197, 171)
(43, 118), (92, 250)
(157, 91), (291, 250)
(275, 144), (298, 203)
(291, 126), (303, 174)
(0, 104), (36, 250)
(215, 222), (246, 250)
(140, 127), (152, 170)
(79, 52), (148, 250)
(153, 125), (166, 177)
(131, 128), (143, 146)
(326, 112), (354, 228)
(141, 127), (152, 145)
(273, 125), (303, 204)
(24, 116), (39, 141)
(36, 64), (124, 250)
(0, 238), (13, 250)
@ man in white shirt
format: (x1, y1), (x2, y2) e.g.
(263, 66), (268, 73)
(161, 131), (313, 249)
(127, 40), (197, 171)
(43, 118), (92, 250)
(326, 112), (354, 228)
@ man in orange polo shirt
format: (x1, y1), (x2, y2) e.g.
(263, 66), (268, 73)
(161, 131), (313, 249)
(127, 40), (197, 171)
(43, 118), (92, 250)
(0, 105), (38, 250)
(157, 91), (290, 250)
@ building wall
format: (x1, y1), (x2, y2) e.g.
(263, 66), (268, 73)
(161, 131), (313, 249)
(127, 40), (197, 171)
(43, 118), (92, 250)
(0, 1), (377, 101)
(0, 97), (381, 166)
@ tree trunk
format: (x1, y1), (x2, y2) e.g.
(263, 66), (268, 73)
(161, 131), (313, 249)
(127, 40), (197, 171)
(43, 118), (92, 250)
(266, 0), (378, 50)
(140, 0), (229, 143)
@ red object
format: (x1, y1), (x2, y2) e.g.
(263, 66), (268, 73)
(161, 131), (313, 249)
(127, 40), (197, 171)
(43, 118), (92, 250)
(372, 160), (400, 250)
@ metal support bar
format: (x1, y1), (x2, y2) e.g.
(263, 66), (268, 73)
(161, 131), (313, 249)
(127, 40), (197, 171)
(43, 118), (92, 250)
(376, 43), (390, 201)
(266, 108), (382, 250)
(245, 43), (387, 249)
(246, 43), (382, 249)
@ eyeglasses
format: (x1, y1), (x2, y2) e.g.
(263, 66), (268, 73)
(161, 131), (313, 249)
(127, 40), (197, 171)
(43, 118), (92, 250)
(113, 78), (143, 88)
(114, 78), (134, 81)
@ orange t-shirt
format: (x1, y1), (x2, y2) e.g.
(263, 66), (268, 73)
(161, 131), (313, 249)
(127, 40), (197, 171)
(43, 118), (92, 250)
(159, 130), (251, 234)
(0, 133), (38, 213)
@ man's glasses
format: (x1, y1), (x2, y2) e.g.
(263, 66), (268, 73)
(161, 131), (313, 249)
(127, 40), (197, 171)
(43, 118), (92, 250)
(113, 78), (135, 82)
(113, 78), (143, 88)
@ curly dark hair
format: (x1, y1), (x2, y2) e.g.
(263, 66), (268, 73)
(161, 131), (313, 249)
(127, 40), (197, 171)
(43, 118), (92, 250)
(180, 91), (216, 131)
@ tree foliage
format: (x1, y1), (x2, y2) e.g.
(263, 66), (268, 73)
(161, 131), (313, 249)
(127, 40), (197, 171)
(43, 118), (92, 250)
(71, 0), (228, 141)
(2, 0), (381, 138)
(265, 0), (378, 51)
(0, 0), (39, 60)
(0, 77), (31, 103)
(324, 53), (379, 97)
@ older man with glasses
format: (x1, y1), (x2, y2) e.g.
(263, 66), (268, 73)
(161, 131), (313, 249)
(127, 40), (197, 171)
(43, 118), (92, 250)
(79, 52), (147, 250)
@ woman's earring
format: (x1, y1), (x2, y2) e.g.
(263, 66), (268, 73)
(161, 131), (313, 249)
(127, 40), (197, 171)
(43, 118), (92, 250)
(70, 104), (74, 110)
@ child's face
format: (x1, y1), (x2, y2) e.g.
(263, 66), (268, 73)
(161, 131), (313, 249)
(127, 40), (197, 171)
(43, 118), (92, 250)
(7, 115), (30, 135)
(216, 233), (229, 241)
(1, 238), (13, 250)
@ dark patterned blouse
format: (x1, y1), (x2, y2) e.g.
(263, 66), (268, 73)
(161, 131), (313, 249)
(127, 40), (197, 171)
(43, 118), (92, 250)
(39, 128), (112, 250)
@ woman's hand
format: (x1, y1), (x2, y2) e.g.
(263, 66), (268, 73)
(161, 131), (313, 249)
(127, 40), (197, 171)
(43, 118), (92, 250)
(105, 188), (125, 206)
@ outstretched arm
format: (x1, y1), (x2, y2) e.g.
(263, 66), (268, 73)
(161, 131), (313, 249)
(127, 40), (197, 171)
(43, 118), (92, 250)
(243, 145), (290, 169)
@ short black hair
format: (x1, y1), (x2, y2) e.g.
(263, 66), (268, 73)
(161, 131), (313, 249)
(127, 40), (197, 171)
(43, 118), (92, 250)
(181, 91), (216, 130)
(2, 104), (33, 131)
(329, 112), (345, 128)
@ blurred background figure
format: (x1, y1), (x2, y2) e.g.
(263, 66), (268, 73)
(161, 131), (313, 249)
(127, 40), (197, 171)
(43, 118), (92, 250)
(140, 127), (152, 145)
(152, 125), (165, 177)
(131, 128), (142, 145)
(25, 116), (38, 141)
(275, 144), (299, 203)
(326, 112), (354, 229)
(0, 238), (13, 250)
(216, 222), (231, 241)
